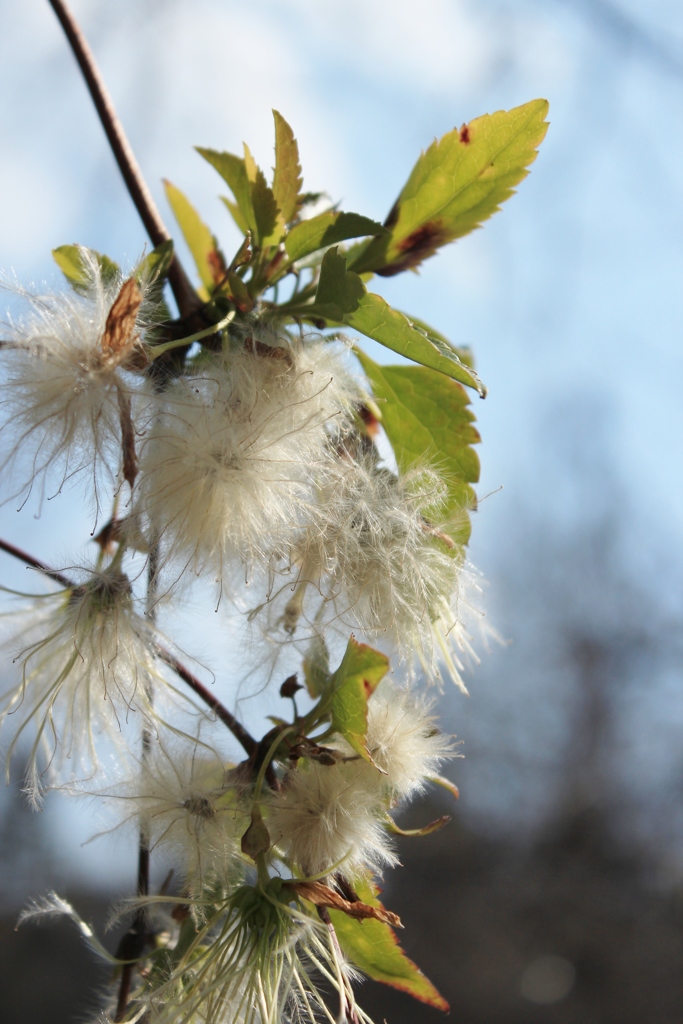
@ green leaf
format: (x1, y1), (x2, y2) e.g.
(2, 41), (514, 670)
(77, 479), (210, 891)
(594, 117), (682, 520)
(303, 635), (331, 699)
(163, 180), (225, 295)
(350, 99), (549, 276)
(399, 312), (474, 369)
(347, 293), (486, 395)
(221, 196), (250, 235)
(312, 246), (366, 320)
(355, 351), (481, 546)
(135, 239), (174, 286)
(329, 637), (389, 763)
(52, 245), (119, 292)
(329, 879), (449, 1011)
(285, 211), (387, 263)
(303, 250), (485, 393)
(197, 147), (257, 237)
(225, 271), (254, 313)
(272, 110), (302, 225)
(244, 143), (281, 247)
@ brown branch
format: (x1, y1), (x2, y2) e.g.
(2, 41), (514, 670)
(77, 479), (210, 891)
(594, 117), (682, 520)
(156, 645), (257, 758)
(47, 0), (201, 321)
(0, 537), (76, 590)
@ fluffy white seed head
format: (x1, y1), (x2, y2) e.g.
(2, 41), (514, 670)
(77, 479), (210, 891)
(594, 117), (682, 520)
(0, 566), (179, 802)
(0, 251), (153, 506)
(363, 683), (455, 802)
(267, 757), (396, 879)
(96, 741), (247, 889)
(287, 455), (478, 685)
(133, 337), (362, 586)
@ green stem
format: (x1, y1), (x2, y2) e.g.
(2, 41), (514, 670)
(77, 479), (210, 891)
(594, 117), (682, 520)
(145, 311), (235, 358)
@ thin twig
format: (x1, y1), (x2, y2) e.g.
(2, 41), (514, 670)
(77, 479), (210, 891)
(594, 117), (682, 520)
(156, 646), (257, 758)
(0, 535), (258, 757)
(0, 537), (76, 590)
(47, 0), (201, 321)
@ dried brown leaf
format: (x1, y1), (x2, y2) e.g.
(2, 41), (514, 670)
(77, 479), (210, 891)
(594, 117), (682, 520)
(102, 277), (143, 360)
(116, 386), (137, 489)
(288, 881), (402, 928)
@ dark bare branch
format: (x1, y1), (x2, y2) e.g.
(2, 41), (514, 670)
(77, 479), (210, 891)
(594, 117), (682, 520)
(47, 0), (202, 320)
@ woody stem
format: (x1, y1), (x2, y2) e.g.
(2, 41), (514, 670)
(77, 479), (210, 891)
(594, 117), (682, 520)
(47, 0), (201, 321)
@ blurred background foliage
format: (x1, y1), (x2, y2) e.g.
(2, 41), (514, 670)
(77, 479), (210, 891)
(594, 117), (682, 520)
(0, 1), (682, 1021)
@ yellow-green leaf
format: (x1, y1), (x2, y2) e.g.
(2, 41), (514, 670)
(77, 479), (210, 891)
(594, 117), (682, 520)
(272, 110), (302, 225)
(52, 245), (119, 292)
(135, 239), (174, 287)
(221, 196), (250, 235)
(163, 180), (224, 296)
(351, 99), (549, 276)
(303, 635), (330, 699)
(329, 637), (389, 763)
(355, 351), (480, 547)
(329, 879), (449, 1011)
(197, 147), (257, 237)
(285, 211), (387, 263)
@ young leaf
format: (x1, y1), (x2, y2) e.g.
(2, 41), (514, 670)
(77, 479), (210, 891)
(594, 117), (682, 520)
(312, 246), (366, 320)
(328, 636), (389, 764)
(285, 211), (387, 263)
(163, 180), (225, 295)
(221, 196), (250, 235)
(196, 147), (257, 237)
(52, 245), (119, 292)
(328, 879), (449, 1011)
(272, 110), (302, 225)
(244, 143), (281, 246)
(303, 634), (331, 699)
(135, 239), (174, 287)
(355, 351), (481, 546)
(350, 98), (549, 276)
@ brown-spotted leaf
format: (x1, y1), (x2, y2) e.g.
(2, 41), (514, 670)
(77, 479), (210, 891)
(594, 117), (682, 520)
(350, 99), (549, 276)
(328, 636), (389, 765)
